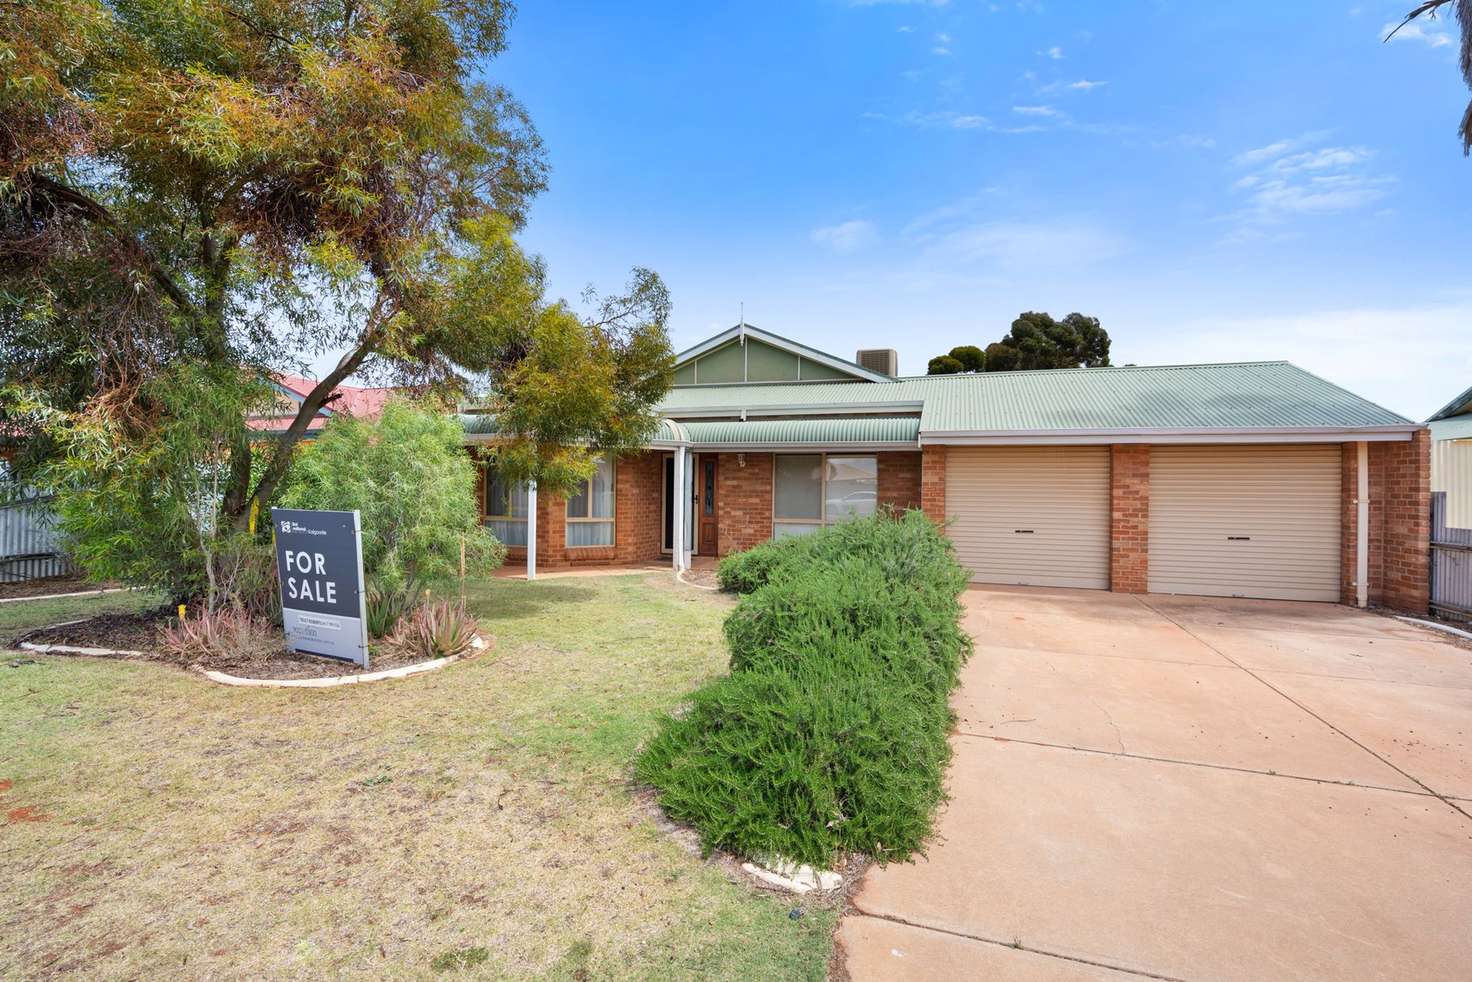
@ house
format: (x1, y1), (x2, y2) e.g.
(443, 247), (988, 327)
(1429, 385), (1472, 530)
(246, 374), (398, 437)
(464, 324), (1431, 612)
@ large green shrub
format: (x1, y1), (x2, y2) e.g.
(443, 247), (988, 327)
(638, 511), (971, 867)
(278, 400), (505, 587)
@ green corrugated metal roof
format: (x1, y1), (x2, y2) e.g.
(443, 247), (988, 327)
(680, 416), (919, 447)
(1429, 383), (1472, 422)
(656, 362), (1414, 433)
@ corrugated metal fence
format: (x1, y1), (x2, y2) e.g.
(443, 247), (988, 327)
(0, 482), (71, 582)
(1431, 491), (1472, 623)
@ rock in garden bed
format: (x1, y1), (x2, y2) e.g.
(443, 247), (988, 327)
(12, 607), (444, 681)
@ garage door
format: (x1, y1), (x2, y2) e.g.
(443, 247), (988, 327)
(1149, 444), (1341, 602)
(946, 447), (1111, 589)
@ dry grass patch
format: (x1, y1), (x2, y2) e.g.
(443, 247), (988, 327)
(0, 574), (836, 979)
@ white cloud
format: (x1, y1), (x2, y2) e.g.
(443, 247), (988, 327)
(933, 45), (952, 56)
(1039, 45), (1064, 60)
(1226, 136), (1392, 233)
(897, 24), (914, 33)
(913, 217), (1126, 272)
(811, 220), (880, 254)
(1381, 19), (1453, 48)
(1069, 79), (1107, 90)
(1012, 104), (1062, 117)
(902, 109), (992, 129)
(1125, 302), (1472, 420)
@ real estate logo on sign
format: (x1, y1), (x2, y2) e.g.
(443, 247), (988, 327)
(272, 507), (369, 667)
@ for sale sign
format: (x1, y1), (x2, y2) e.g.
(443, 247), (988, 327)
(272, 508), (369, 667)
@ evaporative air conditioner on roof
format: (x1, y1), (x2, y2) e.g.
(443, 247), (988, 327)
(855, 348), (899, 378)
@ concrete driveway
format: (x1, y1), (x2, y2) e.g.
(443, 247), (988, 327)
(837, 586), (1472, 982)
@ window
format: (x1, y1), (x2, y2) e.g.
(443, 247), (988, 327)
(772, 453), (877, 538)
(483, 464), (529, 547)
(567, 455), (615, 547)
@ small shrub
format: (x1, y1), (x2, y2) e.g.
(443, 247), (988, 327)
(382, 600), (479, 661)
(161, 607), (276, 662)
(640, 509), (971, 868)
(365, 578), (425, 638)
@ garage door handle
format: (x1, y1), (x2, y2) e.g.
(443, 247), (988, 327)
(1227, 535), (1251, 541)
(1014, 529), (1035, 534)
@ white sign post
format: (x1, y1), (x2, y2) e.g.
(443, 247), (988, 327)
(272, 507), (370, 668)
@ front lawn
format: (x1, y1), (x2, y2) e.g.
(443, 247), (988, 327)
(0, 574), (836, 979)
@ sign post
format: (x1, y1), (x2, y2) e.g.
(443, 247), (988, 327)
(272, 507), (369, 668)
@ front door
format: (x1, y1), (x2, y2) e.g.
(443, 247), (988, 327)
(697, 455), (718, 556)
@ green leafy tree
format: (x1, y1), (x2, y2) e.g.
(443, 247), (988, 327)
(1387, 2), (1472, 154)
(926, 354), (965, 376)
(983, 312), (1111, 372)
(948, 344), (985, 372)
(1, 0), (673, 596)
(277, 400), (504, 587)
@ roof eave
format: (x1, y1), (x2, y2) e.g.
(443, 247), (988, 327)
(1429, 384), (1472, 422)
(920, 424), (1424, 446)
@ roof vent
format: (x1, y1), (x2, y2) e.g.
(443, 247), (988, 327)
(855, 348), (899, 378)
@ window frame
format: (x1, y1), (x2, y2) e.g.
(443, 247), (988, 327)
(566, 454), (616, 548)
(482, 462), (529, 547)
(770, 452), (878, 536)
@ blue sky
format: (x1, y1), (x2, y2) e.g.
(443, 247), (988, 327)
(481, 1), (1470, 420)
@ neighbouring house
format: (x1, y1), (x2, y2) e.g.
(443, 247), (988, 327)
(246, 374), (398, 437)
(1427, 385), (1472, 620)
(463, 323), (1431, 612)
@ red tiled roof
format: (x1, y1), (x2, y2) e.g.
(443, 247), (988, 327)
(247, 374), (400, 434)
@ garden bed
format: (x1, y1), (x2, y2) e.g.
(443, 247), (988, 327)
(0, 572), (116, 600)
(12, 606), (439, 680)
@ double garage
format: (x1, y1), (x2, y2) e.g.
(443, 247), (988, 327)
(944, 444), (1343, 602)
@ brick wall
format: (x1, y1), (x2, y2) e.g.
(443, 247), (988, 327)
(716, 452), (773, 555)
(1382, 430), (1431, 612)
(1110, 445), (1150, 593)
(878, 452), (922, 512)
(489, 450), (664, 571)
(920, 446), (947, 524)
(1340, 435), (1429, 612)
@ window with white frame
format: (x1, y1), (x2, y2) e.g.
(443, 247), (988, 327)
(566, 455), (615, 546)
(772, 453), (877, 538)
(483, 464), (529, 547)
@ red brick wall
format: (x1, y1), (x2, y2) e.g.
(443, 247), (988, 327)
(716, 452), (773, 555)
(878, 452), (922, 512)
(490, 450), (663, 570)
(1110, 445), (1150, 593)
(1340, 435), (1429, 612)
(921, 446), (947, 524)
(1382, 430), (1430, 612)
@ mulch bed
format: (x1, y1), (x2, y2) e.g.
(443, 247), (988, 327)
(0, 573), (116, 600)
(10, 607), (439, 681)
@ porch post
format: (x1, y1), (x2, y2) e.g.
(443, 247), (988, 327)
(681, 447), (694, 569)
(1356, 441), (1368, 608)
(526, 479), (538, 581)
(672, 450), (686, 571)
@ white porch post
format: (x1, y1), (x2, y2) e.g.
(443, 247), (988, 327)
(1356, 441), (1368, 608)
(681, 447), (695, 570)
(672, 450), (686, 571)
(526, 479), (538, 581)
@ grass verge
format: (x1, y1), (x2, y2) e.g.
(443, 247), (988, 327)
(0, 573), (835, 979)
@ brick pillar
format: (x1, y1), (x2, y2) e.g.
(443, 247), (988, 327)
(1110, 445), (1150, 593)
(1382, 429), (1431, 613)
(877, 452), (923, 512)
(920, 446), (947, 524)
(537, 491), (568, 569)
(716, 453), (773, 554)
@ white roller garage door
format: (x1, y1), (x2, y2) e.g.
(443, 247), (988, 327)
(1149, 444), (1341, 602)
(946, 447), (1111, 590)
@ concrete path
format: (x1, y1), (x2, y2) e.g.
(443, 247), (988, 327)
(837, 586), (1472, 982)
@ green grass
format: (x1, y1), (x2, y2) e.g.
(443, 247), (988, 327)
(0, 574), (836, 980)
(0, 588), (166, 637)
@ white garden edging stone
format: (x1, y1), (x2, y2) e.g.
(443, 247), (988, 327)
(740, 859), (843, 895)
(1396, 616), (1472, 643)
(0, 587), (130, 605)
(199, 634), (487, 688)
(674, 569), (719, 592)
(18, 635), (487, 688)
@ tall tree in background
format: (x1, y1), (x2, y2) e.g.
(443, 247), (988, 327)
(927, 312), (1110, 374)
(0, 0), (673, 534)
(1388, 2), (1472, 154)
